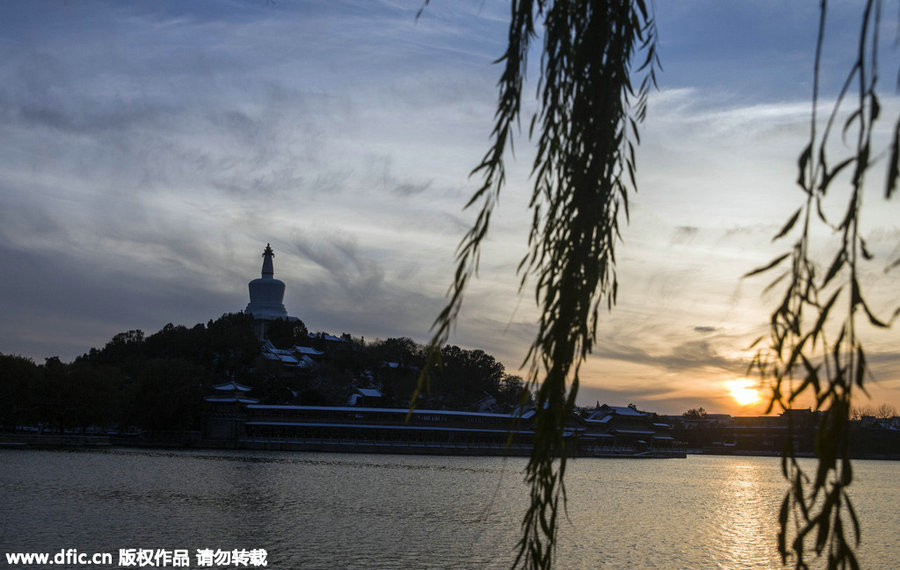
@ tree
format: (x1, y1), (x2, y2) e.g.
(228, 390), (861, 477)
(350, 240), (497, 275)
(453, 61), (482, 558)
(266, 317), (309, 349)
(682, 407), (708, 420)
(873, 403), (898, 419)
(851, 403), (899, 420)
(421, 1), (896, 568)
(0, 353), (40, 430)
(497, 374), (531, 410)
(435, 345), (507, 408)
(126, 358), (206, 434)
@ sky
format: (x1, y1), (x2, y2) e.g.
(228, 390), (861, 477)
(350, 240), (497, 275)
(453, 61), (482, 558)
(1, 0), (898, 415)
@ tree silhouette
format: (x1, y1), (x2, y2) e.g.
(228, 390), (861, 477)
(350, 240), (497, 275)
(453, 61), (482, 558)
(682, 407), (708, 420)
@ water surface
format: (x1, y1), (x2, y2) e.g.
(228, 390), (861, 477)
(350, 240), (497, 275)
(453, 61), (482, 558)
(1, 450), (897, 568)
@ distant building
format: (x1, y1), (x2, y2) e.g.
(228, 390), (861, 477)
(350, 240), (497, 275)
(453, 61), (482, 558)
(348, 387), (383, 407)
(203, 381), (259, 441)
(582, 404), (675, 449)
(202, 388), (684, 457)
(244, 243), (299, 339)
(259, 340), (321, 371)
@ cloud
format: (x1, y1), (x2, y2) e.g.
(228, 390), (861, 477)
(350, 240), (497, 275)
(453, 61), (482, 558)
(671, 226), (699, 244)
(292, 233), (385, 300)
(0, 1), (896, 416)
(592, 338), (741, 375)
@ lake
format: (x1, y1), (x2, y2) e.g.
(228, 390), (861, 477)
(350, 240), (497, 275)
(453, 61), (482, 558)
(1, 449), (897, 568)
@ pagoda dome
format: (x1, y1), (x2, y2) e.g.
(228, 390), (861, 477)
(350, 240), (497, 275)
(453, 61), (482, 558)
(245, 243), (288, 321)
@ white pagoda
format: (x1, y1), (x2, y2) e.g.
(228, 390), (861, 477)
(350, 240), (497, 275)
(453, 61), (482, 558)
(245, 243), (296, 338)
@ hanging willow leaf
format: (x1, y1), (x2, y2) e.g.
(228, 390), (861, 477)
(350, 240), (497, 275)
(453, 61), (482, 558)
(859, 237), (873, 260)
(797, 143), (813, 189)
(773, 207), (802, 241)
(886, 119), (900, 198)
(744, 253), (791, 277)
(821, 156), (855, 192)
(822, 251), (846, 287)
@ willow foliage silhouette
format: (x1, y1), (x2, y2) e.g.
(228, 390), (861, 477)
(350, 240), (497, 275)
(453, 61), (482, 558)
(418, 1), (897, 569)
(417, 0), (658, 568)
(747, 1), (899, 568)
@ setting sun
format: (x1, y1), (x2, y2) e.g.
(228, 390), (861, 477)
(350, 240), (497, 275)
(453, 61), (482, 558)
(727, 379), (762, 407)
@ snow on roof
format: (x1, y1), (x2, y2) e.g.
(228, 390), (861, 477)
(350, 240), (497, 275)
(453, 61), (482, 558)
(357, 388), (382, 397)
(611, 428), (656, 435)
(246, 404), (530, 419)
(204, 396), (259, 404)
(212, 381), (252, 392)
(606, 405), (648, 416)
(585, 405), (649, 421)
(245, 420), (534, 435)
(511, 407), (536, 419)
(263, 352), (300, 365)
(584, 415), (614, 424)
(293, 346), (324, 356)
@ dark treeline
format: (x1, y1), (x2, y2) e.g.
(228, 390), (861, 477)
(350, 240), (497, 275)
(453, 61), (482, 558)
(0, 313), (529, 434)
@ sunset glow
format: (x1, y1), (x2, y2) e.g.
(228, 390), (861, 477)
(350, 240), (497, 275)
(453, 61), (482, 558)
(727, 379), (762, 407)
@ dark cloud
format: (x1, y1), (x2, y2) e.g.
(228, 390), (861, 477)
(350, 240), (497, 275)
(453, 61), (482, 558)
(575, 384), (672, 408)
(292, 235), (385, 301)
(593, 338), (742, 375)
(394, 181), (434, 197)
(671, 225), (699, 244)
(693, 326), (717, 333)
(0, 241), (243, 361)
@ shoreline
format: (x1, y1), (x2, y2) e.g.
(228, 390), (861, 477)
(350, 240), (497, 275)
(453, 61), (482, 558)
(4, 432), (899, 460)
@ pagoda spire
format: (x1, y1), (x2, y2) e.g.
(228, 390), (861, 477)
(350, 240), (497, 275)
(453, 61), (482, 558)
(261, 243), (275, 278)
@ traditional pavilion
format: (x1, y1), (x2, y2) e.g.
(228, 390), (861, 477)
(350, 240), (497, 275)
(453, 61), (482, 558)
(245, 243), (297, 339)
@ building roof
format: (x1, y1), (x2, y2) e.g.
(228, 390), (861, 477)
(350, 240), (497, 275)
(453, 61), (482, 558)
(204, 396), (259, 404)
(212, 381), (253, 392)
(584, 404), (648, 421)
(246, 404), (532, 420)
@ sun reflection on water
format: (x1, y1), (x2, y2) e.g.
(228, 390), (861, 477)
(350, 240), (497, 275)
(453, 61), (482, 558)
(712, 461), (782, 567)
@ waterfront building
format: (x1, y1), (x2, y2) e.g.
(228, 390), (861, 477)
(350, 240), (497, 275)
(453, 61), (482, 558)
(203, 381), (259, 440)
(202, 384), (682, 456)
(582, 404), (676, 450)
